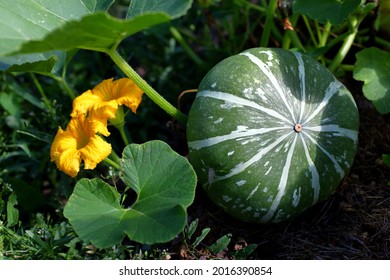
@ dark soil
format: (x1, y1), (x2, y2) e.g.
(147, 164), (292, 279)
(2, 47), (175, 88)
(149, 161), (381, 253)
(174, 88), (390, 260)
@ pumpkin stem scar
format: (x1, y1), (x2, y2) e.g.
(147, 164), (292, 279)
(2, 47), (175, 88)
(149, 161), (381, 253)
(294, 123), (302, 133)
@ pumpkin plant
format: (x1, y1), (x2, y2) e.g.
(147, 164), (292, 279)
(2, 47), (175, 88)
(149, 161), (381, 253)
(0, 0), (387, 254)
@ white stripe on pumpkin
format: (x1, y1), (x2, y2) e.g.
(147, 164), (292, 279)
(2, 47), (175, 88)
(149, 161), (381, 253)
(293, 52), (306, 124)
(304, 124), (358, 144)
(300, 133), (321, 205)
(188, 126), (290, 150)
(196, 90), (293, 124)
(302, 131), (345, 178)
(214, 131), (294, 182)
(260, 133), (299, 223)
(239, 51), (297, 123)
(303, 80), (342, 125)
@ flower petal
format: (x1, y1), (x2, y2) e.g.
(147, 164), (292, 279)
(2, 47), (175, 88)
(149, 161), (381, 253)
(80, 134), (112, 170)
(50, 127), (77, 161)
(90, 99), (118, 121)
(71, 90), (101, 118)
(50, 116), (111, 177)
(56, 149), (82, 177)
(50, 124), (83, 177)
(113, 78), (143, 112)
(92, 78), (115, 101)
(88, 116), (111, 137)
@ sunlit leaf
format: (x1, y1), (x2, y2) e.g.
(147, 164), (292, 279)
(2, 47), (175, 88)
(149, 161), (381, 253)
(127, 0), (193, 19)
(353, 47), (390, 114)
(12, 13), (170, 55)
(0, 0), (111, 56)
(0, 0), (169, 74)
(64, 140), (196, 247)
(6, 193), (19, 226)
(0, 0), (114, 73)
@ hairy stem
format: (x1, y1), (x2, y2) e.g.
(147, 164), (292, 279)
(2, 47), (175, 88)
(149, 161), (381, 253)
(118, 125), (130, 146)
(107, 50), (188, 124)
(104, 157), (120, 170)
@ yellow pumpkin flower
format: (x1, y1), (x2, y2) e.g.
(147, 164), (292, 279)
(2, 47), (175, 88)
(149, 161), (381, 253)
(50, 116), (112, 177)
(71, 78), (143, 136)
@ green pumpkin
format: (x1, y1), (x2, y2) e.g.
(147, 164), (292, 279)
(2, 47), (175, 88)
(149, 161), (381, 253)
(186, 48), (359, 223)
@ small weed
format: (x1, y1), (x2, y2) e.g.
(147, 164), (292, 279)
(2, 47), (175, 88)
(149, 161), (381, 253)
(181, 219), (257, 260)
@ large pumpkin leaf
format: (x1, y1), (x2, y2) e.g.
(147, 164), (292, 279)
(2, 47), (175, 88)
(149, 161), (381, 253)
(120, 140), (196, 244)
(353, 47), (390, 114)
(0, 0), (114, 73)
(293, 0), (361, 25)
(120, 140), (196, 206)
(0, 0), (110, 56)
(0, 0), (170, 74)
(11, 13), (170, 55)
(64, 140), (196, 248)
(63, 178), (130, 248)
(127, 0), (193, 19)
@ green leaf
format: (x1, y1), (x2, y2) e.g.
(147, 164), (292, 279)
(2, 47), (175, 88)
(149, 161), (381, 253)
(293, 0), (361, 25)
(0, 0), (109, 56)
(0, 92), (20, 116)
(0, 0), (113, 73)
(7, 13), (170, 56)
(233, 243), (257, 260)
(1, 56), (57, 75)
(84, 0), (115, 11)
(120, 140), (196, 205)
(0, 0), (169, 74)
(127, 0), (193, 19)
(192, 227), (211, 247)
(6, 193), (19, 227)
(383, 154), (390, 167)
(64, 179), (128, 247)
(64, 140), (197, 248)
(16, 128), (53, 144)
(7, 82), (46, 110)
(353, 47), (390, 114)
(207, 233), (232, 255)
(185, 218), (199, 240)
